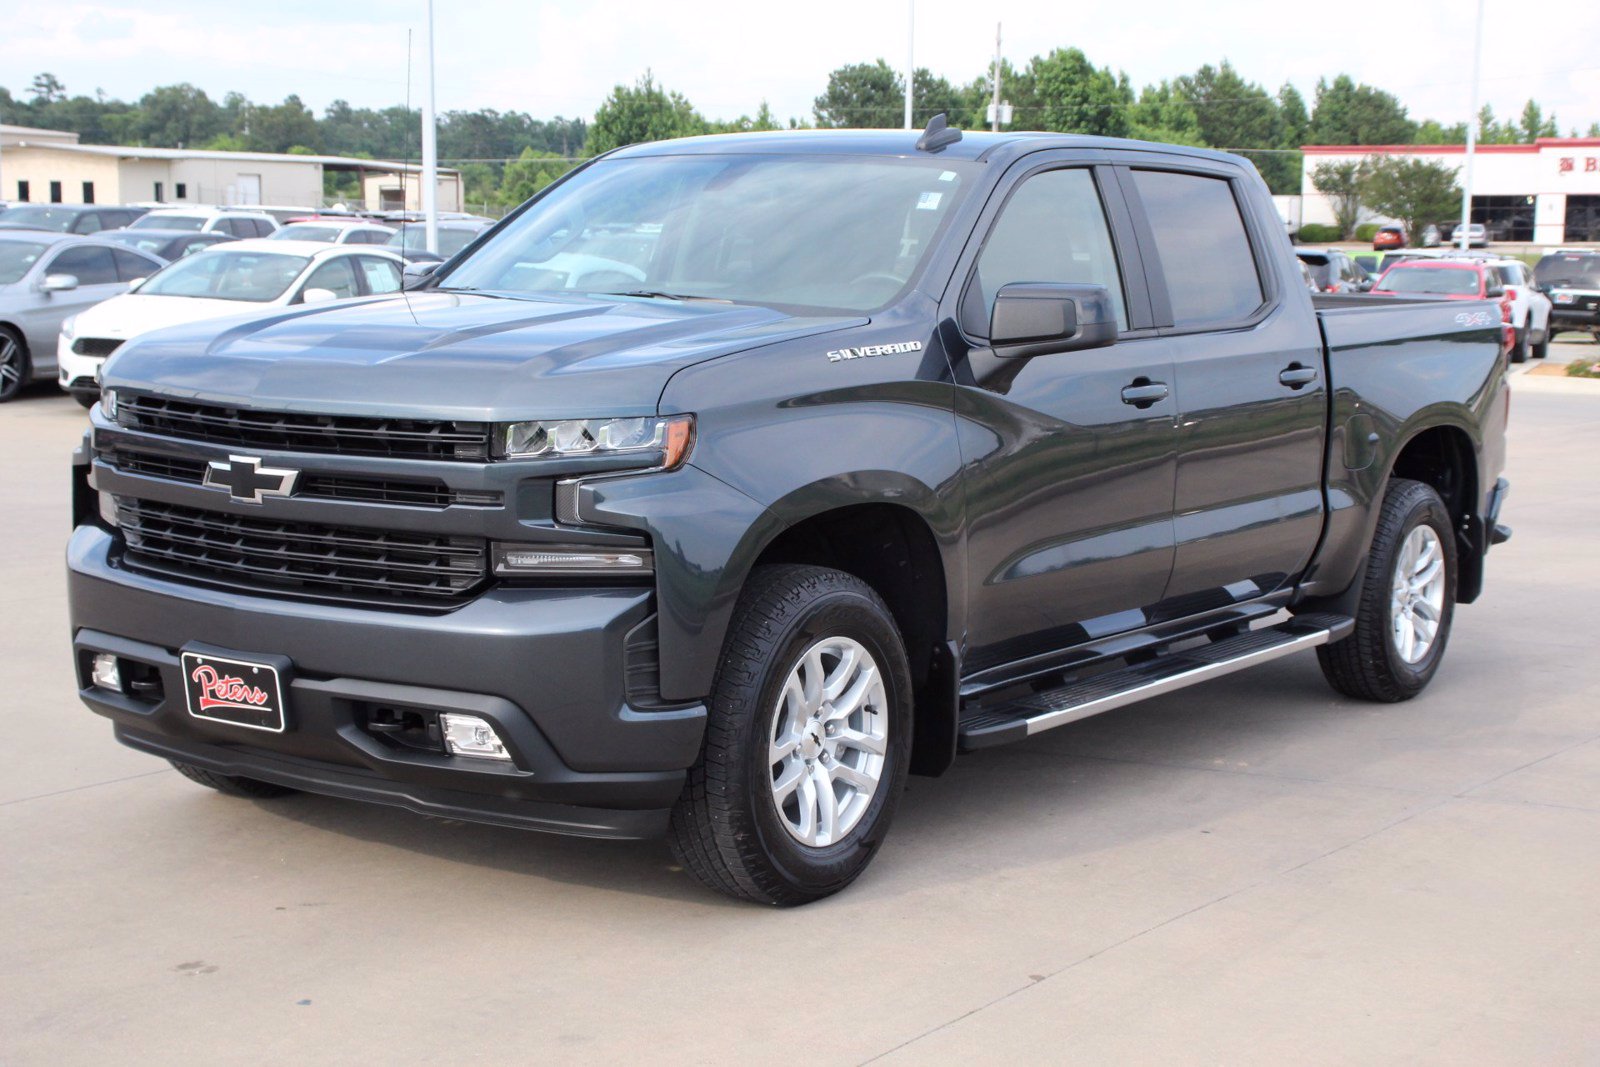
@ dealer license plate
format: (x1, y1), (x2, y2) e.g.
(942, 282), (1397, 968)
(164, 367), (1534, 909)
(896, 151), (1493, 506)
(180, 649), (288, 732)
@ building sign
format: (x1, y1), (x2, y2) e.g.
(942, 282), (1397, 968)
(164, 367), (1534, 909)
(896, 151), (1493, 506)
(1558, 156), (1599, 175)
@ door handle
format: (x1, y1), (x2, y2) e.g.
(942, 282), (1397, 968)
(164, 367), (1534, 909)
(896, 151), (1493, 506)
(1278, 364), (1319, 388)
(1120, 380), (1169, 407)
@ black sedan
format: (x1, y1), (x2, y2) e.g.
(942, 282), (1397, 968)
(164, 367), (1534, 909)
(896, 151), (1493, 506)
(102, 229), (237, 261)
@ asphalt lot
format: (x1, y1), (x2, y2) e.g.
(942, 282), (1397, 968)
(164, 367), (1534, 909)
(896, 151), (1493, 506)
(3, 345), (1598, 1064)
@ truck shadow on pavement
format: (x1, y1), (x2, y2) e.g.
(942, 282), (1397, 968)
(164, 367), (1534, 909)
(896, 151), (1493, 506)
(240, 642), (1514, 907)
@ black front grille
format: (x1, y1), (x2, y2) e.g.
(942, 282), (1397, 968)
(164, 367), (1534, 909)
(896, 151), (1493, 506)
(106, 449), (495, 509)
(116, 497), (488, 604)
(118, 395), (492, 461)
(72, 337), (123, 357)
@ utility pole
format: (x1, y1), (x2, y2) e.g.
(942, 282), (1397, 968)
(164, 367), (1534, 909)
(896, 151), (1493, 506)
(991, 23), (1003, 132)
(1459, 0), (1484, 251)
(903, 0), (914, 130)
(421, 0), (439, 254)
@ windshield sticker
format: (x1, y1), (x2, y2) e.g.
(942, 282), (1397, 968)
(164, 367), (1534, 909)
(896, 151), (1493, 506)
(939, 171), (958, 182)
(916, 192), (943, 211)
(827, 341), (923, 363)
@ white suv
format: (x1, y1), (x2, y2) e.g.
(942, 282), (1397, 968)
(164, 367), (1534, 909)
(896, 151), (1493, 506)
(1482, 259), (1553, 360)
(126, 207), (280, 239)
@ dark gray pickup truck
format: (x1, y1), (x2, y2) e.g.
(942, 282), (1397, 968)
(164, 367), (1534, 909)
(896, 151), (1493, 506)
(68, 124), (1511, 905)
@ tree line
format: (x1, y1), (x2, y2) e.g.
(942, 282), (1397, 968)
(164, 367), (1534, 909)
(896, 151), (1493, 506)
(6, 52), (1596, 208)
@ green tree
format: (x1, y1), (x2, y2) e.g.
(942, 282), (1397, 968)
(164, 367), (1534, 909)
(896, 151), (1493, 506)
(1309, 75), (1416, 144)
(813, 60), (902, 128)
(28, 72), (66, 104)
(1414, 119), (1469, 145)
(709, 101), (785, 134)
(1127, 81), (1204, 146)
(1176, 61), (1294, 190)
(129, 83), (222, 148)
(1026, 48), (1132, 137)
(1360, 158), (1461, 247)
(1475, 105), (1520, 145)
(1311, 158), (1372, 239)
(500, 148), (572, 203)
(1518, 99), (1557, 142)
(587, 71), (706, 154)
(1278, 83), (1309, 147)
(243, 95), (320, 153)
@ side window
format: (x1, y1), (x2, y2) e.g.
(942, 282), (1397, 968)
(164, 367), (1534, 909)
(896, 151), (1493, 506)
(355, 256), (402, 294)
(1131, 169), (1265, 326)
(301, 257), (361, 300)
(47, 246), (118, 286)
(252, 219), (275, 237)
(971, 168), (1128, 331)
(73, 213), (101, 234)
(111, 249), (157, 281)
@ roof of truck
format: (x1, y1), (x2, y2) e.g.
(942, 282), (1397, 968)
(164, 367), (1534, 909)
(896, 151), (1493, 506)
(609, 128), (1254, 169)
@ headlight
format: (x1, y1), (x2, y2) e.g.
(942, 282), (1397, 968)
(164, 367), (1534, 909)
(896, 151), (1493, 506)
(492, 542), (653, 578)
(497, 414), (693, 468)
(101, 387), (118, 419)
(61, 315), (78, 340)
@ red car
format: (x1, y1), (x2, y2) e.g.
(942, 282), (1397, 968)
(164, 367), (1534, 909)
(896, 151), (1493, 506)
(1372, 225), (1407, 250)
(1372, 261), (1520, 359)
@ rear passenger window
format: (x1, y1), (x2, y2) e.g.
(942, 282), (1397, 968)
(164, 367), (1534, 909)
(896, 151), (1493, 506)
(355, 256), (402, 294)
(972, 168), (1127, 331)
(111, 248), (157, 281)
(1131, 170), (1264, 326)
(47, 246), (118, 286)
(252, 219), (274, 237)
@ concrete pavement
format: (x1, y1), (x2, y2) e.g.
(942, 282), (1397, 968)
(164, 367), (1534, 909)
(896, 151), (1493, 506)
(2, 347), (1597, 1064)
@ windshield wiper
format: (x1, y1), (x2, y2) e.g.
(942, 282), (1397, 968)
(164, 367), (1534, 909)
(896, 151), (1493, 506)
(599, 289), (732, 304)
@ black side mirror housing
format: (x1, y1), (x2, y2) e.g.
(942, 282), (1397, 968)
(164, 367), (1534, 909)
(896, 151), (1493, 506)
(402, 260), (441, 289)
(989, 282), (1118, 359)
(1485, 284), (1505, 298)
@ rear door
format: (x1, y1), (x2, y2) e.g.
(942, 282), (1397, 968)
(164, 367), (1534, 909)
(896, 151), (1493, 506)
(1118, 159), (1327, 611)
(949, 153), (1181, 671)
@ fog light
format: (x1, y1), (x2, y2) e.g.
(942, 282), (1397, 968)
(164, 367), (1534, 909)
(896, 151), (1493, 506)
(440, 713), (511, 760)
(91, 652), (122, 692)
(98, 491), (120, 528)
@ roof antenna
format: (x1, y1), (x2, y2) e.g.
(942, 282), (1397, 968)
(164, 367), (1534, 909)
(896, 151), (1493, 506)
(916, 112), (962, 152)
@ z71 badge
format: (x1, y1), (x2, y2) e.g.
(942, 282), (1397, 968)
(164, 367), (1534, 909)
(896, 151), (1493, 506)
(827, 340), (923, 363)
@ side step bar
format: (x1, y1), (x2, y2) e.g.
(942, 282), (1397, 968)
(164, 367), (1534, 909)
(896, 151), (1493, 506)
(958, 613), (1354, 751)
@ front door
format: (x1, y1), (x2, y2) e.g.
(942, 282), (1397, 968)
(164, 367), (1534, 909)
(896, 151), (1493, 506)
(951, 162), (1180, 674)
(27, 245), (129, 369)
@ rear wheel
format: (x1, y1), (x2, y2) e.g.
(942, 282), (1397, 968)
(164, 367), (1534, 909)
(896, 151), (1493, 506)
(1510, 327), (1529, 363)
(1318, 479), (1457, 702)
(0, 327), (28, 402)
(669, 565), (913, 906)
(169, 760), (296, 798)
(1532, 324), (1550, 359)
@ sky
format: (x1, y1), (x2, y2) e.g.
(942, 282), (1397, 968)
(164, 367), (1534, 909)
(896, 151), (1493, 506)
(6, 0), (1600, 141)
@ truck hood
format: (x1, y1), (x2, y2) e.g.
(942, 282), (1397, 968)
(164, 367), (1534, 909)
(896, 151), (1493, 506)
(103, 291), (864, 420)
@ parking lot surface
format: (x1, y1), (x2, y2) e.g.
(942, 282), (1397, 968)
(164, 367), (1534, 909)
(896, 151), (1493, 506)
(3, 348), (1598, 1064)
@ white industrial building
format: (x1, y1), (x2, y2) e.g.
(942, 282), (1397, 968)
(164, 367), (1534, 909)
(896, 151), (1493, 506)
(1299, 137), (1600, 245)
(1, 127), (461, 213)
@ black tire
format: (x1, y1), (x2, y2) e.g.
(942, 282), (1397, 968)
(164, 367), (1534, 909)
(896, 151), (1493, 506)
(73, 392), (98, 410)
(1318, 479), (1457, 702)
(169, 759), (296, 798)
(1532, 325), (1549, 359)
(0, 326), (28, 403)
(669, 564), (913, 906)
(1510, 326), (1529, 363)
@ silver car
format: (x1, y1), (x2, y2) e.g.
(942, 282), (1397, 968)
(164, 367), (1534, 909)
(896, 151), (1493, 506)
(0, 232), (165, 402)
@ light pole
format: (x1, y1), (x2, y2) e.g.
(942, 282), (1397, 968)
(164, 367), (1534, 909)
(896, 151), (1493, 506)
(903, 0), (914, 130)
(991, 24), (1002, 133)
(421, 0), (439, 254)
(1459, 0), (1484, 251)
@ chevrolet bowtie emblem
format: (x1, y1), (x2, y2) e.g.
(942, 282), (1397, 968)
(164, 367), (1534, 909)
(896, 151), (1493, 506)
(202, 455), (300, 504)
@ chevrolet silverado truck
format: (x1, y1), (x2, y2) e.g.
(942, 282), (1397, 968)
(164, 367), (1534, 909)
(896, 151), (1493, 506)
(68, 122), (1512, 905)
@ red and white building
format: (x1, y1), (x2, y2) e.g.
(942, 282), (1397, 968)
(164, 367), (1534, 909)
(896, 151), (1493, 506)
(1300, 138), (1600, 245)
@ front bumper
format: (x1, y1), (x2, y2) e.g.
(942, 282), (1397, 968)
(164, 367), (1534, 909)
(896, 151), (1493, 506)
(57, 336), (107, 397)
(68, 526), (707, 839)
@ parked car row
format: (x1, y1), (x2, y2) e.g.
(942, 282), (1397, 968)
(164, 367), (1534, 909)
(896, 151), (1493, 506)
(1371, 222), (1482, 251)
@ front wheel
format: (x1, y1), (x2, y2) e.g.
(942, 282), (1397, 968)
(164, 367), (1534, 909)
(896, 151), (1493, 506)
(169, 760), (296, 798)
(669, 565), (913, 906)
(1318, 479), (1457, 702)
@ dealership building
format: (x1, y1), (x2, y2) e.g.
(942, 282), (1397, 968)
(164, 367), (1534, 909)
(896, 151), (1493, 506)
(1, 124), (462, 213)
(1299, 137), (1600, 244)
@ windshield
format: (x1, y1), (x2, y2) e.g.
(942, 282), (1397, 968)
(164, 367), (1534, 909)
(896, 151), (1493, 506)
(139, 250), (309, 301)
(388, 226), (482, 256)
(1298, 257), (1333, 288)
(131, 214), (205, 232)
(1535, 254), (1600, 289)
(1378, 266), (1480, 295)
(104, 232), (172, 255)
(0, 207), (78, 232)
(438, 154), (975, 312)
(0, 241), (49, 283)
(272, 224), (342, 242)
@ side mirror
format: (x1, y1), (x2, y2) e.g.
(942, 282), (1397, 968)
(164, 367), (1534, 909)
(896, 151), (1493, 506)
(402, 260), (441, 287)
(1358, 278), (1374, 292)
(40, 273), (79, 293)
(989, 282), (1118, 359)
(1484, 284), (1505, 298)
(126, 277), (147, 292)
(300, 287), (339, 305)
